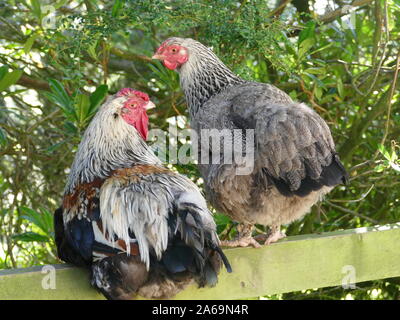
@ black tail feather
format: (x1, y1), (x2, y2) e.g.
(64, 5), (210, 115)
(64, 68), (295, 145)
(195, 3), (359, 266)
(210, 241), (232, 273)
(54, 207), (91, 267)
(270, 154), (348, 198)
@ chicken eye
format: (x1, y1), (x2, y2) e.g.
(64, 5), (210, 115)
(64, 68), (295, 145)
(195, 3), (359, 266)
(113, 113), (119, 119)
(171, 48), (177, 53)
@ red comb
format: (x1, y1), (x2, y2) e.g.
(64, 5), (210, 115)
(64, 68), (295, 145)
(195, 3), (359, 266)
(132, 90), (149, 101)
(155, 39), (173, 54)
(116, 88), (135, 97)
(116, 88), (149, 101)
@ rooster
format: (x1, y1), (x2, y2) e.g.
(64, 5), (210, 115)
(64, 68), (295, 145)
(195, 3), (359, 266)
(54, 88), (231, 300)
(153, 38), (348, 248)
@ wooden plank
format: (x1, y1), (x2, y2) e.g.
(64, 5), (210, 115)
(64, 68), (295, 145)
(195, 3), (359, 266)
(1, 223), (400, 300)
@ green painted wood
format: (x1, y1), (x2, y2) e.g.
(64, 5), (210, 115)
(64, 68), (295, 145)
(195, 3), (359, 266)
(1, 223), (400, 300)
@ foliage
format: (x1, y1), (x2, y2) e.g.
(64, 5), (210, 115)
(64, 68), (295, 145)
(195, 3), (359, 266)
(0, 0), (399, 299)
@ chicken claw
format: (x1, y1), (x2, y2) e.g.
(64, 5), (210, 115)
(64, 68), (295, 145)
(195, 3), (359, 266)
(264, 225), (286, 245)
(220, 223), (261, 248)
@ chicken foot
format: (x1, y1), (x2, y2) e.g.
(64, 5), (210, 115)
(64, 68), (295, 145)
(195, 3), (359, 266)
(253, 225), (286, 245)
(264, 225), (286, 245)
(220, 223), (261, 248)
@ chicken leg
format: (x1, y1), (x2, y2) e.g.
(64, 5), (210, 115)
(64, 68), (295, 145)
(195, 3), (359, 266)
(264, 225), (286, 245)
(220, 223), (261, 248)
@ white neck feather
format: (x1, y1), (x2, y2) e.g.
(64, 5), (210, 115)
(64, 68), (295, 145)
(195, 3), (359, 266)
(65, 96), (161, 194)
(177, 39), (244, 117)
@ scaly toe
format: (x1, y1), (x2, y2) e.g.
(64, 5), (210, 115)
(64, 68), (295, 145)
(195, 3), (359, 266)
(220, 237), (261, 248)
(264, 231), (286, 245)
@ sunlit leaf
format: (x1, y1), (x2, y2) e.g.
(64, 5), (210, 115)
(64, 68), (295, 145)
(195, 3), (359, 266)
(23, 33), (40, 53)
(0, 65), (8, 80)
(30, 0), (42, 20)
(20, 206), (53, 236)
(75, 93), (90, 124)
(89, 84), (108, 115)
(298, 38), (315, 60)
(374, 163), (386, 173)
(46, 79), (73, 115)
(304, 67), (326, 75)
(0, 69), (23, 92)
(378, 144), (391, 161)
(12, 232), (49, 243)
(298, 21), (316, 44)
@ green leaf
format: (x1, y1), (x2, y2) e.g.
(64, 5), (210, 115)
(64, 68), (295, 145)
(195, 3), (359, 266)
(20, 206), (53, 236)
(303, 72), (326, 88)
(374, 163), (386, 173)
(87, 41), (99, 61)
(89, 84), (108, 115)
(0, 69), (23, 92)
(30, 0), (42, 20)
(148, 62), (179, 91)
(23, 33), (40, 54)
(279, 31), (296, 56)
(214, 213), (231, 226)
(47, 79), (73, 114)
(378, 144), (391, 161)
(314, 86), (323, 100)
(63, 121), (78, 134)
(390, 149), (398, 162)
(214, 213), (233, 234)
(309, 42), (334, 55)
(298, 20), (316, 44)
(112, 0), (123, 17)
(304, 67), (326, 75)
(75, 93), (91, 123)
(12, 232), (49, 243)
(0, 65), (8, 80)
(0, 127), (7, 146)
(54, 0), (68, 9)
(298, 38), (315, 60)
(337, 77), (344, 99)
(45, 140), (66, 153)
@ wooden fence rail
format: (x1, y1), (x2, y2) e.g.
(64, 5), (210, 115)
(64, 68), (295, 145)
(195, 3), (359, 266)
(1, 223), (400, 300)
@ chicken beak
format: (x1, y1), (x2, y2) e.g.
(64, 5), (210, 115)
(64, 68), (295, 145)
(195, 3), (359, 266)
(152, 54), (165, 60)
(145, 101), (156, 110)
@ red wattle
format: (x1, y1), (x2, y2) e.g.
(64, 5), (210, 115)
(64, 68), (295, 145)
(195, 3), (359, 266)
(122, 107), (149, 140)
(135, 111), (149, 140)
(163, 60), (178, 70)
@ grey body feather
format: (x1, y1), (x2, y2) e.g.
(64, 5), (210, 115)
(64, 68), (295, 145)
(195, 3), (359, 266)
(164, 37), (347, 227)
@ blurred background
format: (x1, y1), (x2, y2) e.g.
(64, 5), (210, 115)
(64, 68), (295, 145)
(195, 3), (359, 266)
(0, 0), (399, 299)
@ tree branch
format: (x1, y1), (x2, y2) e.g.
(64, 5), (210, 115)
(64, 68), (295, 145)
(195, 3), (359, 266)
(16, 74), (50, 91)
(268, 0), (292, 18)
(110, 47), (153, 63)
(318, 0), (374, 24)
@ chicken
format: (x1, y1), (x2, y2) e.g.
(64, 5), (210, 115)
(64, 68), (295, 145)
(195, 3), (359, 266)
(54, 88), (231, 300)
(153, 38), (348, 248)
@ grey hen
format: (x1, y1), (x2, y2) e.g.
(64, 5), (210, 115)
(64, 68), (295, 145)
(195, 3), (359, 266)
(153, 38), (348, 247)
